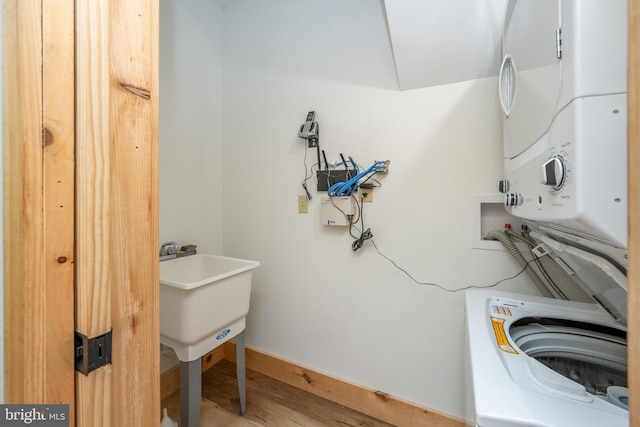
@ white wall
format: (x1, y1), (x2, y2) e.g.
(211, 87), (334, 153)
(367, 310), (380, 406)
(159, 0), (225, 254)
(220, 0), (539, 420)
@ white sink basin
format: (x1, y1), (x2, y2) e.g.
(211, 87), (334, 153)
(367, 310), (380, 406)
(159, 254), (260, 362)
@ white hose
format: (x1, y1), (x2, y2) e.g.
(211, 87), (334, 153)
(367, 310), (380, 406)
(487, 230), (553, 298)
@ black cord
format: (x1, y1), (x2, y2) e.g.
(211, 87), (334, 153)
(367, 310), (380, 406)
(302, 182), (312, 200)
(352, 228), (373, 251)
(328, 193), (360, 224)
(360, 173), (382, 189)
(349, 220), (362, 240)
(370, 239), (536, 292)
(350, 194), (361, 223)
(301, 143), (318, 200)
(351, 194), (372, 251)
(337, 171), (525, 290)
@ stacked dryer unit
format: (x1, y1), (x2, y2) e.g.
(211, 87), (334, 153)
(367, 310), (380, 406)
(466, 1), (629, 426)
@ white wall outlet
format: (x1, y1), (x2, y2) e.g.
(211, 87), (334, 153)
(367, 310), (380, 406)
(298, 195), (309, 213)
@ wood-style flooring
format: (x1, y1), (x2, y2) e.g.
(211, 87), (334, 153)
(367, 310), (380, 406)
(161, 359), (397, 426)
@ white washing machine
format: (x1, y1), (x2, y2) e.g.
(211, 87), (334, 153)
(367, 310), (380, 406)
(466, 288), (628, 427)
(466, 0), (629, 425)
(466, 226), (628, 427)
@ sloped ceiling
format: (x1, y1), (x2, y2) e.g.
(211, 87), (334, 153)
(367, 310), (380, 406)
(384, 0), (507, 90)
(210, 0), (507, 90)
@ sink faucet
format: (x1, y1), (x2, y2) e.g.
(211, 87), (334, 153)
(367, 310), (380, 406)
(160, 241), (179, 261)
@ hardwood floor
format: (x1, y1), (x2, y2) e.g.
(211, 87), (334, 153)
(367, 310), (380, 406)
(161, 359), (397, 426)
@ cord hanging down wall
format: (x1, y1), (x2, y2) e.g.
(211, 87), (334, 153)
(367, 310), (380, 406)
(298, 111), (320, 200)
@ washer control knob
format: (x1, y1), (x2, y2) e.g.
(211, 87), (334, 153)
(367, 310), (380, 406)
(505, 193), (523, 207)
(541, 156), (566, 189)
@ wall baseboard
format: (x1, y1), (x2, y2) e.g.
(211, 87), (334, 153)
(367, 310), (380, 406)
(225, 342), (466, 427)
(161, 341), (468, 427)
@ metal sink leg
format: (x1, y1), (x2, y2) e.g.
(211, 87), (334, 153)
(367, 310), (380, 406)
(180, 357), (202, 427)
(178, 329), (247, 426)
(236, 330), (247, 415)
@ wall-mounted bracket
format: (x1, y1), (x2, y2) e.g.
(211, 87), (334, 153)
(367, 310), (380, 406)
(75, 330), (112, 375)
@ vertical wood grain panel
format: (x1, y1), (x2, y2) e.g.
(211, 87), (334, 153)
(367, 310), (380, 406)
(75, 0), (111, 339)
(5, 1), (160, 423)
(3, 0), (45, 403)
(109, 0), (160, 424)
(42, 1), (75, 417)
(628, 0), (640, 424)
(75, 0), (112, 425)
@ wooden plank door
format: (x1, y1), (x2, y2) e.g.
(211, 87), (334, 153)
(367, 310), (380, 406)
(4, 0), (160, 425)
(75, 0), (160, 424)
(3, 0), (76, 417)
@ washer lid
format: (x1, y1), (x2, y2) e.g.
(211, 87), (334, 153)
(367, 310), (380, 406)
(530, 229), (627, 324)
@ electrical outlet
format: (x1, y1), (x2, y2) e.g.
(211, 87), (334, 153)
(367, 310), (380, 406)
(298, 195), (309, 213)
(360, 189), (373, 203)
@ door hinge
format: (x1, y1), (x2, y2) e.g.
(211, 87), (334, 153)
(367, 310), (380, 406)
(556, 28), (563, 59)
(75, 330), (112, 375)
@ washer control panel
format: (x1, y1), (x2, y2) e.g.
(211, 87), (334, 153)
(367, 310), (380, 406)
(503, 95), (627, 247)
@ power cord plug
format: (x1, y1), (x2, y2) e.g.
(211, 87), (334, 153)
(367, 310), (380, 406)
(352, 228), (373, 251)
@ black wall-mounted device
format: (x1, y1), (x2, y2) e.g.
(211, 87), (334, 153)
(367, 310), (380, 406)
(298, 111), (319, 147)
(316, 169), (358, 192)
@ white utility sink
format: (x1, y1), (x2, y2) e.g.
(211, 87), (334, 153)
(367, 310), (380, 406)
(159, 254), (260, 362)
